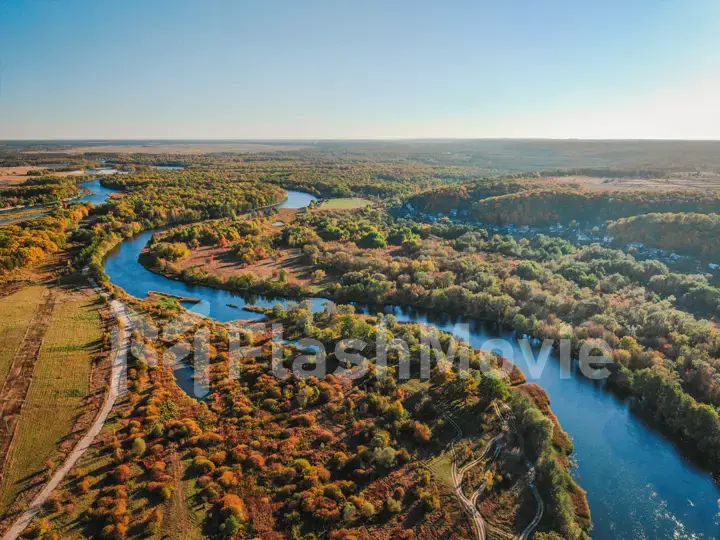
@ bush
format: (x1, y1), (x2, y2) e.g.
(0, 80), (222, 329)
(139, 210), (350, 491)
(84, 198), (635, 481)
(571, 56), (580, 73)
(359, 501), (376, 519)
(385, 497), (402, 514)
(132, 437), (147, 456)
(193, 457), (216, 475)
(113, 464), (132, 484)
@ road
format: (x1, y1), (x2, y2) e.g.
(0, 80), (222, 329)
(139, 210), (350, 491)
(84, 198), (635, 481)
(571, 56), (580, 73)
(494, 402), (545, 540)
(445, 413), (506, 540)
(2, 300), (130, 540)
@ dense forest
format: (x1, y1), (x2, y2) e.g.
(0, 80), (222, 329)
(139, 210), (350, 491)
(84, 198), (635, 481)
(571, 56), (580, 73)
(0, 204), (89, 275)
(145, 206), (720, 472)
(293, 210), (720, 468)
(409, 180), (720, 226)
(4, 144), (720, 539)
(0, 177), (84, 209)
(38, 292), (588, 539)
(607, 212), (720, 263)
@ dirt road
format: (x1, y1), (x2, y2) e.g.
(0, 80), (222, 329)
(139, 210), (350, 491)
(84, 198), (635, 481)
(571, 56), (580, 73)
(1, 300), (129, 540)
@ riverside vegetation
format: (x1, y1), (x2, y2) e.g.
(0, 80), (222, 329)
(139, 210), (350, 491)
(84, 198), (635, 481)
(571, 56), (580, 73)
(1, 143), (720, 539)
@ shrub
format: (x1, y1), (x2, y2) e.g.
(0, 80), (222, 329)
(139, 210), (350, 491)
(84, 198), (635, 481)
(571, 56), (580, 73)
(220, 494), (247, 521)
(113, 464), (132, 484)
(359, 501), (376, 519)
(373, 447), (396, 468)
(132, 437), (147, 456)
(342, 503), (356, 521)
(385, 497), (402, 514)
(193, 457), (216, 475)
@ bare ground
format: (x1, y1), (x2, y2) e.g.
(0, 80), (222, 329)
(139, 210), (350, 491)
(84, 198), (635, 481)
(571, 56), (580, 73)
(537, 174), (720, 192)
(0, 167), (84, 185)
(178, 246), (316, 285)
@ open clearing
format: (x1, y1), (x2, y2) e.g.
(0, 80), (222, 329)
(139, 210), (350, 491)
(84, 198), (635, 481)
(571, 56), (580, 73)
(0, 167), (46, 185)
(178, 245), (316, 285)
(0, 287), (46, 390)
(537, 173), (720, 192)
(320, 197), (372, 209)
(0, 289), (102, 514)
(0, 167), (86, 186)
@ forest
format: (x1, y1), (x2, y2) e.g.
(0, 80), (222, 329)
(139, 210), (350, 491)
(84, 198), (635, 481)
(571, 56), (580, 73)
(0, 177), (85, 209)
(409, 179), (720, 226)
(36, 290), (588, 539)
(2, 146), (720, 539)
(607, 212), (720, 263)
(143, 203), (720, 472)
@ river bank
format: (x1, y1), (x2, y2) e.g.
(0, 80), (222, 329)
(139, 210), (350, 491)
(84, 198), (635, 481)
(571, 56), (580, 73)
(99, 190), (720, 539)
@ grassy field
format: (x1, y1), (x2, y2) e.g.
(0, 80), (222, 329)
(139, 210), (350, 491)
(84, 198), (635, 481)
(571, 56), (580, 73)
(321, 197), (372, 210)
(0, 290), (102, 512)
(0, 286), (46, 391)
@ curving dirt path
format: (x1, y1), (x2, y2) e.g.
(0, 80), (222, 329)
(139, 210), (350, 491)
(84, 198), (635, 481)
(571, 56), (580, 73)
(445, 413), (502, 540)
(2, 300), (129, 540)
(494, 402), (544, 540)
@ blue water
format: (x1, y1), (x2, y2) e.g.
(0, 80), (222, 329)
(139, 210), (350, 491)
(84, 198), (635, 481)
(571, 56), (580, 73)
(357, 305), (720, 539)
(102, 189), (720, 539)
(104, 229), (329, 321)
(277, 190), (317, 208)
(78, 179), (119, 205)
(105, 190), (325, 322)
(0, 179), (117, 226)
(151, 165), (185, 170)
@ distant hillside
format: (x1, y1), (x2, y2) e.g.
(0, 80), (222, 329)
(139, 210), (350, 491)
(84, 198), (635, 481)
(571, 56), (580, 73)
(608, 212), (720, 263)
(407, 179), (720, 226)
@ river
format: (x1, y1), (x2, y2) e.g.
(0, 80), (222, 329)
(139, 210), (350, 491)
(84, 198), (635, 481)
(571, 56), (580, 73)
(102, 189), (720, 539)
(0, 179), (119, 226)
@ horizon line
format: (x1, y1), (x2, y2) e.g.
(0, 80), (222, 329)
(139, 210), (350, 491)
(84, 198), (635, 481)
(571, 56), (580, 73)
(2, 137), (720, 143)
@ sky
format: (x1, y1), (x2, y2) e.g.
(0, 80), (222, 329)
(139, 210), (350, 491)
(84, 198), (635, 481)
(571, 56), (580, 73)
(1, 0), (719, 140)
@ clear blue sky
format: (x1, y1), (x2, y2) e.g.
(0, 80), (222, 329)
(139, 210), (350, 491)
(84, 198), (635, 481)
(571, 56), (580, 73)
(1, 0), (718, 139)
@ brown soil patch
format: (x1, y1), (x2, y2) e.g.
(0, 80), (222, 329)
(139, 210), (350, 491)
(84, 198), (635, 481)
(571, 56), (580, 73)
(477, 482), (522, 534)
(537, 174), (720, 192)
(0, 167), (44, 185)
(178, 245), (316, 285)
(0, 166), (83, 185)
(170, 208), (319, 284)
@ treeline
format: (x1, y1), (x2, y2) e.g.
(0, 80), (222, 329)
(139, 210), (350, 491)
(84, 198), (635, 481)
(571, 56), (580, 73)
(54, 298), (585, 539)
(261, 210), (720, 470)
(537, 168), (670, 179)
(0, 177), (83, 209)
(471, 186), (720, 226)
(406, 179), (528, 213)
(74, 172), (286, 281)
(0, 205), (90, 275)
(607, 212), (720, 262)
(407, 179), (720, 226)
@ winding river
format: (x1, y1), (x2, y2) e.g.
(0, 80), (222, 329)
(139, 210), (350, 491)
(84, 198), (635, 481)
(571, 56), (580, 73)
(0, 179), (119, 225)
(101, 189), (720, 539)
